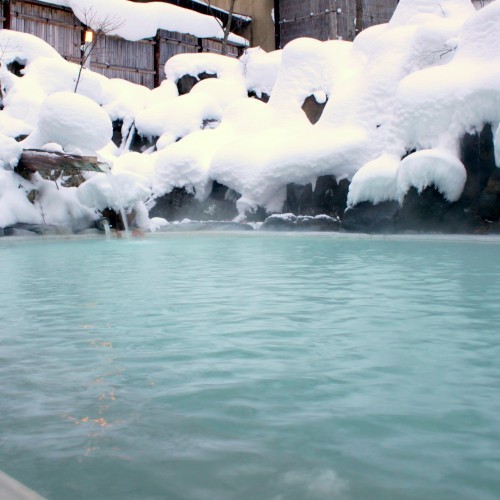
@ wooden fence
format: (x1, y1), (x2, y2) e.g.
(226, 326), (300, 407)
(0, 0), (242, 88)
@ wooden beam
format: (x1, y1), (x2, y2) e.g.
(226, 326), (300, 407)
(356, 0), (363, 35)
(154, 32), (161, 88)
(90, 62), (156, 75)
(18, 149), (105, 174)
(4, 0), (11, 30)
(12, 0), (74, 14)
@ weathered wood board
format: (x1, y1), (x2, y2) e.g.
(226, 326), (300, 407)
(18, 149), (105, 173)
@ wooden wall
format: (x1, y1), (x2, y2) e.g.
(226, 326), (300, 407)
(2, 0), (241, 88)
(277, 0), (399, 47)
(9, 0), (82, 61)
(91, 36), (156, 88)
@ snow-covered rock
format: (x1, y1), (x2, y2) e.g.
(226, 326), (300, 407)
(22, 91), (112, 155)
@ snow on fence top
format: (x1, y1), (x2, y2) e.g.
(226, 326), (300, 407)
(35, 0), (248, 45)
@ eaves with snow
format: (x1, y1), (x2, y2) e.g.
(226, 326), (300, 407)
(35, 0), (249, 45)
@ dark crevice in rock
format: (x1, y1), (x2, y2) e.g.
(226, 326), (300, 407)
(283, 176), (349, 218)
(401, 148), (417, 160)
(177, 72), (217, 95)
(112, 120), (124, 148)
(243, 205), (267, 223)
(201, 118), (220, 130)
(148, 181), (240, 222)
(129, 130), (157, 153)
(342, 201), (400, 233)
(396, 186), (479, 233)
(459, 123), (496, 210)
(248, 91), (270, 103)
(479, 169), (500, 221)
(7, 60), (25, 77)
(301, 94), (328, 124)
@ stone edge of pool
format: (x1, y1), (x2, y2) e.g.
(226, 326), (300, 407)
(0, 470), (44, 500)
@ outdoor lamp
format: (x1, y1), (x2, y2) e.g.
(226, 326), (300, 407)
(84, 29), (94, 44)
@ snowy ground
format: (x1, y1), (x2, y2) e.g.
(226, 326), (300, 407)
(0, 0), (499, 233)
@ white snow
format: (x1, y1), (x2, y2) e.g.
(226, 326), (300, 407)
(0, 134), (23, 170)
(396, 149), (467, 203)
(240, 47), (282, 98)
(164, 52), (244, 84)
(347, 154), (400, 207)
(0, 170), (42, 227)
(22, 91), (112, 155)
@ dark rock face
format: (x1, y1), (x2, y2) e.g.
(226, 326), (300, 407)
(129, 130), (157, 153)
(7, 60), (25, 77)
(301, 95), (328, 125)
(2, 223), (71, 237)
(342, 201), (400, 233)
(283, 176), (349, 218)
(176, 74), (198, 95)
(149, 182), (240, 222)
(112, 121), (157, 152)
(243, 205), (268, 223)
(157, 221), (253, 232)
(459, 124), (496, 207)
(396, 187), (478, 233)
(201, 118), (220, 130)
(260, 214), (340, 232)
(112, 120), (124, 148)
(177, 72), (217, 95)
(479, 169), (500, 221)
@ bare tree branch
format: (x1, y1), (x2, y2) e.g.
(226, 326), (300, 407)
(202, 0), (238, 56)
(73, 7), (124, 92)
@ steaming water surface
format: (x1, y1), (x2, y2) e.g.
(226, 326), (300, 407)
(1, 233), (500, 499)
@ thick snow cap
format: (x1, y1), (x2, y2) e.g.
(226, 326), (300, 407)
(397, 149), (467, 203)
(24, 92), (112, 155)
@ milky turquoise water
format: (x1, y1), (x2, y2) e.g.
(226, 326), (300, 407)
(1, 233), (500, 500)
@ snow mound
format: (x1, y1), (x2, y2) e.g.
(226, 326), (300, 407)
(164, 53), (244, 83)
(24, 91), (112, 154)
(389, 0), (474, 27)
(396, 149), (467, 202)
(394, 1), (500, 151)
(347, 154), (400, 206)
(136, 76), (246, 141)
(241, 47), (282, 98)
